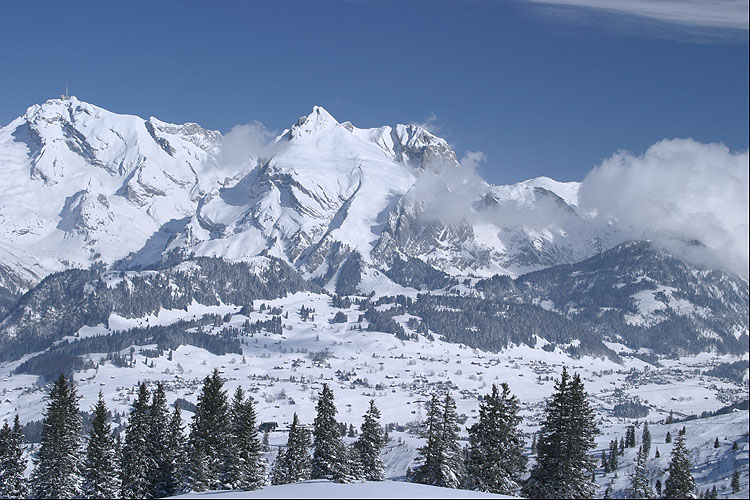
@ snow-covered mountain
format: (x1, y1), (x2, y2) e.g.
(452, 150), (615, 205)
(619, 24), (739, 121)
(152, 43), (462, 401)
(0, 98), (618, 300)
(0, 97), (747, 497)
(0, 97), (222, 295)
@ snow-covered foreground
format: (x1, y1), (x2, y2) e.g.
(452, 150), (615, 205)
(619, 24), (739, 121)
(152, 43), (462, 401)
(169, 480), (515, 499)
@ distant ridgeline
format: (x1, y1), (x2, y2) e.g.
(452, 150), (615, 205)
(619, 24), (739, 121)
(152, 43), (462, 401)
(0, 238), (747, 379)
(0, 257), (316, 363)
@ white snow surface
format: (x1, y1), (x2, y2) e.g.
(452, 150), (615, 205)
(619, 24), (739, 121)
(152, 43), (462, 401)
(0, 98), (621, 292)
(170, 480), (515, 499)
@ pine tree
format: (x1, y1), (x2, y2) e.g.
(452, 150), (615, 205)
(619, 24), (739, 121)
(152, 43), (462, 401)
(663, 433), (696, 499)
(412, 393), (444, 486)
(707, 485), (718, 499)
(81, 392), (120, 499)
(464, 383), (527, 494)
(311, 384), (348, 482)
(626, 425), (637, 448)
(227, 387), (266, 490)
(0, 415), (28, 499)
(713, 437), (720, 448)
(666, 410), (674, 424)
(438, 392), (463, 488)
(148, 383), (173, 498)
(166, 405), (187, 496)
(620, 436), (626, 454)
(628, 445), (652, 499)
(522, 367), (598, 499)
(188, 369), (231, 491)
(413, 392), (463, 489)
(666, 431), (672, 443)
(608, 440), (619, 472)
(642, 421), (651, 458)
(30, 374), (83, 499)
(272, 412), (311, 485)
(655, 447), (660, 458)
(121, 383), (152, 498)
(355, 400), (385, 481)
(346, 442), (364, 480)
(270, 447), (287, 485)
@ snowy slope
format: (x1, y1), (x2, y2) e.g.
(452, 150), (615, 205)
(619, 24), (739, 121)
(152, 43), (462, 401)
(0, 96), (221, 290)
(0, 98), (624, 296)
(170, 480), (515, 499)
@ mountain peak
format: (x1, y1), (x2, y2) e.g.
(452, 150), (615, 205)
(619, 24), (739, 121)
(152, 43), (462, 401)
(289, 106), (340, 139)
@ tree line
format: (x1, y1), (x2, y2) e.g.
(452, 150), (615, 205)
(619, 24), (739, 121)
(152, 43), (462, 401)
(0, 367), (711, 498)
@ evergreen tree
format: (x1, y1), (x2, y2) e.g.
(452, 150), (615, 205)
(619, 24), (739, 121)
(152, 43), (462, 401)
(706, 485), (718, 499)
(188, 369), (231, 491)
(412, 393), (444, 487)
(311, 384), (348, 482)
(663, 433), (696, 499)
(270, 447), (287, 486)
(608, 440), (619, 472)
(227, 387), (266, 490)
(439, 392), (463, 489)
(121, 383), (152, 498)
(413, 392), (463, 489)
(30, 374), (83, 499)
(626, 425), (637, 448)
(272, 412), (311, 485)
(530, 432), (537, 455)
(81, 392), (120, 499)
(628, 445), (652, 499)
(464, 383), (527, 494)
(166, 405), (187, 496)
(713, 437), (720, 448)
(642, 421), (651, 458)
(148, 383), (173, 498)
(522, 367), (598, 499)
(355, 400), (385, 481)
(346, 442), (364, 480)
(620, 436), (626, 454)
(666, 431), (672, 443)
(0, 415), (28, 499)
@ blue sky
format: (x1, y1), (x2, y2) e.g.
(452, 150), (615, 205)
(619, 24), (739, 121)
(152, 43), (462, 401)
(0, 0), (747, 184)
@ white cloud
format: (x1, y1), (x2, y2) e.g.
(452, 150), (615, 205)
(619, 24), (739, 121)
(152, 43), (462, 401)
(412, 112), (441, 135)
(579, 138), (749, 277)
(409, 151), (489, 224)
(525, 0), (749, 29)
(216, 121), (281, 169)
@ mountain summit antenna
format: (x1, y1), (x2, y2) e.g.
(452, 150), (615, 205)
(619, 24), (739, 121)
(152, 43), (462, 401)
(61, 83), (69, 101)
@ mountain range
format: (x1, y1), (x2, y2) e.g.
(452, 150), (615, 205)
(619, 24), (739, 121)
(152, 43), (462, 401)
(0, 97), (747, 360)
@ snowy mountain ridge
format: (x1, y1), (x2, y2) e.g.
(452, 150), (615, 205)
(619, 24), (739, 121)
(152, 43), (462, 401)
(0, 97), (612, 298)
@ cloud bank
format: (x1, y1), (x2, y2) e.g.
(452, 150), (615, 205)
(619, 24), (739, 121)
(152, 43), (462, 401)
(216, 121), (282, 169)
(579, 138), (749, 277)
(409, 151), (489, 225)
(525, 0), (749, 30)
